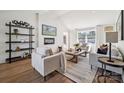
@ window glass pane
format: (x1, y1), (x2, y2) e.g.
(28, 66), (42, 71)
(78, 32), (86, 43)
(87, 31), (95, 43)
(78, 31), (95, 44)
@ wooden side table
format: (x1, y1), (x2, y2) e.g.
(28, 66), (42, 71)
(97, 57), (124, 83)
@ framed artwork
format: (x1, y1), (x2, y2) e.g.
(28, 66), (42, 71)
(44, 38), (55, 45)
(42, 24), (57, 36)
(116, 10), (124, 40)
(63, 35), (66, 45)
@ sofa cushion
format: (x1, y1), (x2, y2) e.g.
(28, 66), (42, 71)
(36, 47), (53, 58)
(45, 48), (53, 56)
(107, 47), (120, 57)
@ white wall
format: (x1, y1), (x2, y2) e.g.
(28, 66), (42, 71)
(0, 11), (36, 63)
(0, 11), (69, 63)
(38, 14), (69, 52)
(96, 25), (105, 49)
(69, 30), (77, 48)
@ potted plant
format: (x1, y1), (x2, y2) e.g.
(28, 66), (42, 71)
(74, 43), (81, 51)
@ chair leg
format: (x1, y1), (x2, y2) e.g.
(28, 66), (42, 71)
(91, 65), (93, 70)
(85, 52), (87, 57)
(33, 67), (35, 70)
(43, 76), (47, 81)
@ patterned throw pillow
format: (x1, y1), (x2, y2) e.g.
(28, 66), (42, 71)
(45, 48), (53, 56)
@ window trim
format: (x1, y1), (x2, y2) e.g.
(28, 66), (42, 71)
(77, 30), (96, 44)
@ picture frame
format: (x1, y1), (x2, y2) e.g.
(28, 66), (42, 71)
(42, 24), (57, 36)
(44, 38), (55, 45)
(116, 10), (124, 40)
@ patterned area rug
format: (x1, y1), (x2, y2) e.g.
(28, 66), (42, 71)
(64, 55), (123, 83)
(64, 55), (97, 83)
(92, 68), (123, 83)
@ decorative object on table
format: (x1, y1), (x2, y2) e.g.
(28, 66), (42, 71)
(97, 44), (108, 55)
(44, 38), (55, 45)
(58, 46), (62, 52)
(73, 43), (81, 51)
(42, 24), (57, 36)
(106, 32), (118, 62)
(15, 46), (20, 51)
(116, 10), (124, 40)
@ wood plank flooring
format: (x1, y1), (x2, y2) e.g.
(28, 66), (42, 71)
(0, 59), (74, 83)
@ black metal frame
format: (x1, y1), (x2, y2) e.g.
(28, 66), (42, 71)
(44, 38), (55, 45)
(97, 57), (123, 83)
(5, 22), (34, 63)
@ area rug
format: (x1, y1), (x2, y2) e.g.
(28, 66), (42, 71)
(64, 56), (97, 83)
(92, 68), (123, 83)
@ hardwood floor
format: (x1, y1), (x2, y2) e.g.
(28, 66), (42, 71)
(0, 59), (75, 83)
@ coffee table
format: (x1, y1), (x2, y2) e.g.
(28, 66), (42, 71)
(97, 57), (124, 83)
(65, 50), (86, 63)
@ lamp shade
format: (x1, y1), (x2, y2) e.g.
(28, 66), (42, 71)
(106, 32), (118, 43)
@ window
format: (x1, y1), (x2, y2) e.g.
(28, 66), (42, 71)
(78, 31), (95, 44)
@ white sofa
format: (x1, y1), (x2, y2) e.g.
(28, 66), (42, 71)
(31, 47), (66, 80)
(89, 47), (124, 82)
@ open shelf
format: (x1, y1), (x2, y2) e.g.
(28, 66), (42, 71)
(6, 56), (31, 62)
(5, 33), (35, 36)
(5, 22), (34, 63)
(6, 23), (34, 29)
(6, 48), (34, 52)
(5, 41), (35, 43)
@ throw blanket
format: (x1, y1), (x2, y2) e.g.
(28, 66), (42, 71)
(57, 52), (66, 73)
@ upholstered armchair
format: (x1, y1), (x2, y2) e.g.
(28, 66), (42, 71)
(31, 47), (66, 80)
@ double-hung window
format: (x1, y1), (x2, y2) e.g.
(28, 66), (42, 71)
(78, 31), (95, 44)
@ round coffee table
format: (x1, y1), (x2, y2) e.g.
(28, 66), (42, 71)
(97, 57), (124, 83)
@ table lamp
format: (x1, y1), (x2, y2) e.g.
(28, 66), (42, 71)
(106, 32), (118, 62)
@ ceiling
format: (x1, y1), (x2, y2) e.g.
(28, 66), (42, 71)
(40, 10), (120, 30)
(1, 10), (120, 30)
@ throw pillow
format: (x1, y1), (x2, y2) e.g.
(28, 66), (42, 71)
(106, 46), (120, 57)
(45, 48), (53, 56)
(97, 44), (108, 55)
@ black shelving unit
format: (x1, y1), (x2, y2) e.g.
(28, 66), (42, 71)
(5, 22), (35, 63)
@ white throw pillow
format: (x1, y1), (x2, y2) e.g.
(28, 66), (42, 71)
(36, 47), (53, 58)
(109, 47), (120, 57)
